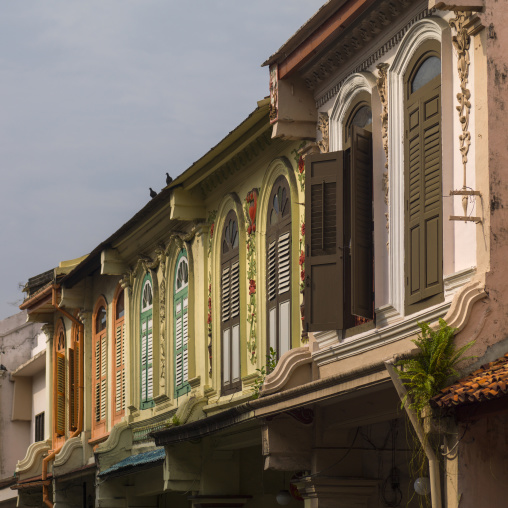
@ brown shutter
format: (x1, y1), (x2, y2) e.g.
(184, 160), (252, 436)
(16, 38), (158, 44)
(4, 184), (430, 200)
(74, 342), (80, 428)
(405, 77), (443, 306)
(350, 127), (374, 319)
(69, 348), (75, 430)
(304, 151), (344, 332)
(56, 351), (65, 436)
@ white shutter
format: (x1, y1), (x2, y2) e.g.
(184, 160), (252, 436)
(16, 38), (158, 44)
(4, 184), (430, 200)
(221, 267), (230, 322)
(223, 329), (231, 384)
(183, 298), (188, 346)
(232, 324), (240, 382)
(279, 300), (291, 356)
(230, 262), (240, 318)
(278, 232), (291, 294)
(175, 315), (183, 350)
(116, 370), (123, 413)
(268, 240), (277, 300)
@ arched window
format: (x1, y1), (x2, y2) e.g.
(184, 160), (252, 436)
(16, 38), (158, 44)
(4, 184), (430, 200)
(69, 318), (80, 431)
(112, 287), (125, 424)
(266, 176), (292, 359)
(174, 251), (190, 397)
(221, 209), (241, 395)
(140, 274), (154, 408)
(404, 41), (443, 310)
(55, 321), (66, 439)
(93, 298), (108, 438)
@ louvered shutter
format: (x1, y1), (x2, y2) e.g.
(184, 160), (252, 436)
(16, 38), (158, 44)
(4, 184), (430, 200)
(56, 351), (65, 436)
(94, 338), (101, 422)
(304, 152), (344, 331)
(114, 322), (125, 415)
(351, 127), (374, 319)
(69, 348), (75, 430)
(74, 342), (80, 428)
(405, 77), (443, 306)
(174, 295), (189, 397)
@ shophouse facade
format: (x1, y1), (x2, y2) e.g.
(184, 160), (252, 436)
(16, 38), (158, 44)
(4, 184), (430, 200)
(12, 0), (508, 507)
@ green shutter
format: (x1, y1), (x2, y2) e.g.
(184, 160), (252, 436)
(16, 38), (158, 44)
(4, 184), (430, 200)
(350, 127), (374, 319)
(304, 151), (344, 332)
(405, 77), (443, 306)
(174, 250), (190, 398)
(140, 274), (154, 409)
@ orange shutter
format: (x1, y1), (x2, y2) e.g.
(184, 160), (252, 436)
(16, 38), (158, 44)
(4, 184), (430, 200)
(56, 351), (66, 436)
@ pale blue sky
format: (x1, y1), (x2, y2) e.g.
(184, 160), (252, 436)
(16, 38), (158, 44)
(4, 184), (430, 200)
(0, 1), (324, 319)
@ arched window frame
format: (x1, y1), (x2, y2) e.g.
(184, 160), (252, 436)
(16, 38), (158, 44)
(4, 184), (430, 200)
(92, 296), (108, 439)
(403, 39), (444, 313)
(388, 18), (452, 318)
(140, 274), (154, 409)
(54, 319), (66, 443)
(69, 315), (80, 432)
(220, 209), (241, 395)
(174, 250), (190, 398)
(112, 285), (126, 424)
(266, 175), (292, 360)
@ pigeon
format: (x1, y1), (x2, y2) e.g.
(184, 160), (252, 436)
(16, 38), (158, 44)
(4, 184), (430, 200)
(166, 172), (173, 185)
(149, 187), (157, 199)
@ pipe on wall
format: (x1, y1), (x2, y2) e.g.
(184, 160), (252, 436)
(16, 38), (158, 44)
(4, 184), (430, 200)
(42, 286), (84, 508)
(384, 358), (442, 508)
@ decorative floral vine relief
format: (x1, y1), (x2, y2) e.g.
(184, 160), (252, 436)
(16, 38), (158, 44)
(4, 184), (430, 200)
(291, 141), (307, 192)
(317, 112), (329, 153)
(244, 189), (259, 364)
(206, 210), (216, 376)
(299, 218), (308, 343)
(377, 62), (390, 249)
(207, 279), (212, 376)
(450, 11), (473, 216)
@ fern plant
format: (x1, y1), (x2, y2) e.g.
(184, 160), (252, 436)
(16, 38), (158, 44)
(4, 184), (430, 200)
(252, 347), (278, 399)
(396, 318), (475, 419)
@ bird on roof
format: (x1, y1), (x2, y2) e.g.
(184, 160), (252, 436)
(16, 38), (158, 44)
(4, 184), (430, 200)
(166, 172), (173, 185)
(149, 187), (157, 199)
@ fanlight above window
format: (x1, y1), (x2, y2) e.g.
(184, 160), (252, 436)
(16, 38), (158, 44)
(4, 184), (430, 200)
(223, 218), (239, 253)
(96, 306), (107, 333)
(270, 184), (290, 225)
(411, 56), (441, 93)
(176, 256), (189, 291)
(142, 280), (153, 311)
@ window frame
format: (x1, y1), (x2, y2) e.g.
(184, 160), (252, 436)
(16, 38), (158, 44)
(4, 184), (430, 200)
(140, 274), (155, 409)
(403, 39), (444, 314)
(174, 250), (190, 398)
(92, 297), (108, 439)
(266, 175), (292, 360)
(220, 209), (242, 396)
(112, 285), (126, 425)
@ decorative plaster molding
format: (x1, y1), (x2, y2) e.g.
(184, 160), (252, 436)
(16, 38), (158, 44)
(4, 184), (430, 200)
(441, 277), (486, 332)
(16, 439), (51, 475)
(377, 63), (390, 248)
(317, 113), (329, 153)
(175, 395), (207, 425)
(261, 346), (312, 396)
(316, 7), (432, 108)
(330, 72), (376, 152)
(54, 436), (82, 467)
(269, 65), (278, 123)
(96, 421), (131, 454)
(41, 323), (54, 338)
(312, 270), (482, 367)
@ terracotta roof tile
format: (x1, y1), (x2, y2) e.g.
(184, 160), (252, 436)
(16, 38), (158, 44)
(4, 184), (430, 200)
(431, 353), (508, 408)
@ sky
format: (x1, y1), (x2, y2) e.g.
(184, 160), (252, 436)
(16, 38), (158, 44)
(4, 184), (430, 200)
(0, 0), (325, 320)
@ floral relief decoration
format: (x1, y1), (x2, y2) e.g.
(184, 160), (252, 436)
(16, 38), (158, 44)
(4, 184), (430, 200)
(206, 210), (216, 376)
(291, 141), (307, 192)
(244, 189), (259, 364)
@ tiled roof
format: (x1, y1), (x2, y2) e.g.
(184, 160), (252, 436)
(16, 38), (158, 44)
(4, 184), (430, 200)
(432, 353), (508, 408)
(97, 448), (165, 478)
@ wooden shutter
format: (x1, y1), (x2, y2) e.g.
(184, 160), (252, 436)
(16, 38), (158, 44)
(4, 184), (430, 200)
(69, 348), (76, 430)
(56, 351), (65, 436)
(74, 342), (80, 428)
(405, 75), (443, 306)
(304, 152), (344, 332)
(350, 127), (374, 319)
(114, 322), (125, 416)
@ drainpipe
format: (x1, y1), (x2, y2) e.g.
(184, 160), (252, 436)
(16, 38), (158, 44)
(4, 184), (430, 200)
(41, 286), (84, 508)
(384, 358), (442, 508)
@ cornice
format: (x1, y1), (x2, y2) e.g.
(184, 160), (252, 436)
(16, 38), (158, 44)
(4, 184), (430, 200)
(314, 5), (432, 108)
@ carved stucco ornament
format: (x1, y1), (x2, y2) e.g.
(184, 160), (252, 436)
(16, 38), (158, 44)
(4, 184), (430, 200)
(450, 11), (472, 216)
(376, 62), (390, 249)
(317, 112), (329, 153)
